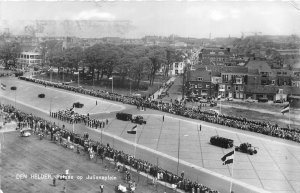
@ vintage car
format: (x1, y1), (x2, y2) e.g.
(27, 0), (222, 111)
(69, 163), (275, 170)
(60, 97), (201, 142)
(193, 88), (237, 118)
(73, 102), (84, 108)
(116, 112), (133, 121)
(131, 115), (146, 125)
(210, 135), (234, 148)
(235, 143), (258, 155)
(20, 128), (32, 137)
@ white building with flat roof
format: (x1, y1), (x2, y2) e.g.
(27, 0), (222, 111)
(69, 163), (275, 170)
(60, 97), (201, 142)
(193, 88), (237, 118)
(17, 52), (42, 69)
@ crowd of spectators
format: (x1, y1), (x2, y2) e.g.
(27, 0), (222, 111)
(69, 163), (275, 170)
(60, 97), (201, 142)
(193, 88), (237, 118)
(0, 104), (220, 193)
(19, 76), (300, 143)
(157, 80), (174, 99)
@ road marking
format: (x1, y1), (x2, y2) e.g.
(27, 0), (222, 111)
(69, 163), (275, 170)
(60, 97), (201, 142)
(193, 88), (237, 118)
(0, 88), (124, 116)
(2, 79), (125, 114)
(93, 126), (270, 193)
(140, 114), (300, 149)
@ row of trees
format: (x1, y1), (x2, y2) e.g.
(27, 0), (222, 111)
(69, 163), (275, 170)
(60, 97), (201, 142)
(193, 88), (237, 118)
(0, 39), (184, 88)
(0, 42), (22, 68)
(42, 42), (184, 87)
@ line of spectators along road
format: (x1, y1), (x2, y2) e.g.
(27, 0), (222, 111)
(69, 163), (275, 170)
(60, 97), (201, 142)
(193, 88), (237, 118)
(157, 80), (174, 99)
(50, 108), (108, 129)
(0, 104), (219, 193)
(19, 76), (300, 143)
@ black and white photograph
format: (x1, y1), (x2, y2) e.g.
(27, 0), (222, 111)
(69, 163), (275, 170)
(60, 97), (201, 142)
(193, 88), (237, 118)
(0, 1), (300, 193)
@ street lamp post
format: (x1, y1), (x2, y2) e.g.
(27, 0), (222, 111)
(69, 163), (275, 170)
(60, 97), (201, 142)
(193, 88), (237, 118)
(109, 76), (114, 93)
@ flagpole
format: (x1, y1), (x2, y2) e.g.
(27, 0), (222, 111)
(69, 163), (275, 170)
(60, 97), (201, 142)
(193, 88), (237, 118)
(134, 126), (137, 158)
(289, 103), (291, 128)
(220, 98), (222, 114)
(176, 120), (180, 176)
(78, 71), (79, 88)
(229, 148), (235, 193)
(112, 76), (114, 93)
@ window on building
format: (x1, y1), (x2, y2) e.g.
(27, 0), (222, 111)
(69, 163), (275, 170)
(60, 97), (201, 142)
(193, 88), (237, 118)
(277, 72), (281, 75)
(236, 77), (242, 84)
(272, 80), (275, 85)
(206, 85), (210, 88)
(195, 85), (197, 88)
(190, 84), (194, 88)
(198, 77), (203, 81)
(175, 63), (178, 68)
(235, 86), (239, 91)
(283, 72), (287, 75)
(198, 84), (202, 88)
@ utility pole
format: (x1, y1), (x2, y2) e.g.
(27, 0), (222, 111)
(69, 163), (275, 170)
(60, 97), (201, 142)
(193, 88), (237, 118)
(182, 67), (186, 100)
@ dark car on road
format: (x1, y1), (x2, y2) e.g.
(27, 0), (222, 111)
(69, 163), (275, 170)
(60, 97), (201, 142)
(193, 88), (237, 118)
(116, 112), (133, 121)
(210, 135), (234, 148)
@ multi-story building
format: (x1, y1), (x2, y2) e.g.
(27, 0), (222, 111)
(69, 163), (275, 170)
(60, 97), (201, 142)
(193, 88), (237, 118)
(185, 69), (218, 98)
(246, 60), (275, 85)
(199, 47), (231, 66)
(17, 52), (42, 69)
(272, 69), (293, 86)
(169, 61), (188, 75)
(219, 66), (248, 99)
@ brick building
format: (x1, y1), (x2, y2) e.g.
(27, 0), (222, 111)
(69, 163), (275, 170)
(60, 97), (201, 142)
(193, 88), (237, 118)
(186, 69), (218, 98)
(199, 47), (231, 66)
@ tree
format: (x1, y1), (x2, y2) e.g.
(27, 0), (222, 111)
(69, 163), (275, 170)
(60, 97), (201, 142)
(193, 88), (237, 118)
(129, 57), (151, 88)
(0, 42), (21, 69)
(146, 46), (166, 85)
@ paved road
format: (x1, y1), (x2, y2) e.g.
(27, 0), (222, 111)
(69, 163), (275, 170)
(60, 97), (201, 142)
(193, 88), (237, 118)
(1, 77), (300, 193)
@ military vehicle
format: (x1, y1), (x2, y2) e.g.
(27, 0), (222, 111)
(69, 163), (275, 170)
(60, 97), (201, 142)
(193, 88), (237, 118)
(210, 135), (234, 148)
(116, 112), (133, 121)
(131, 115), (146, 125)
(235, 143), (258, 155)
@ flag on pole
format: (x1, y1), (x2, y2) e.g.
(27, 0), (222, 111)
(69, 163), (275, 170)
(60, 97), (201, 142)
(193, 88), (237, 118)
(127, 125), (137, 134)
(221, 150), (234, 165)
(281, 103), (290, 115)
(217, 94), (222, 100)
(1, 83), (6, 90)
(109, 77), (113, 80)
(74, 72), (79, 75)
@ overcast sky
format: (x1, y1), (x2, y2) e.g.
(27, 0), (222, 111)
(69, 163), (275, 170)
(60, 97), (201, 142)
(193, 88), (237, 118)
(0, 1), (300, 38)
